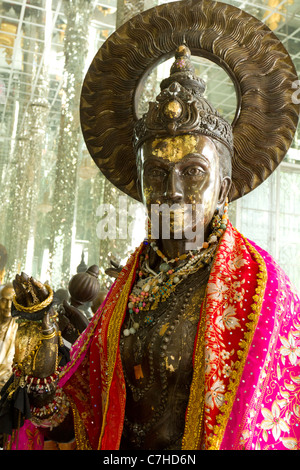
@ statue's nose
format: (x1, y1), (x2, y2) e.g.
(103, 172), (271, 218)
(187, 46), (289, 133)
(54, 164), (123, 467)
(164, 168), (183, 202)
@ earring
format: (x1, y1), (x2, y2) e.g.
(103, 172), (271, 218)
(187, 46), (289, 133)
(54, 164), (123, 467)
(211, 198), (228, 231)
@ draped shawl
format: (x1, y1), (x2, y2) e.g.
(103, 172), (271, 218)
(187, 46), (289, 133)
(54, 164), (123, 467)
(59, 222), (300, 450)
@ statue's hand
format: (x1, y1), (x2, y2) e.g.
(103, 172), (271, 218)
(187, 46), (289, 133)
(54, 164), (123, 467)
(105, 258), (123, 279)
(13, 272), (49, 308)
(62, 300), (89, 333)
(31, 307), (59, 379)
(41, 306), (56, 332)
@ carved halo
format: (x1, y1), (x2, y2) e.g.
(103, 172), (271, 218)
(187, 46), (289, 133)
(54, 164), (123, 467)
(80, 0), (299, 202)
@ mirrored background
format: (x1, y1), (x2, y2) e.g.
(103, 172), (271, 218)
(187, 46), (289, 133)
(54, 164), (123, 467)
(0, 0), (299, 290)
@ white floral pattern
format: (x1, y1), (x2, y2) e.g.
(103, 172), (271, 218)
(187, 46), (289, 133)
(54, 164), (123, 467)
(201, 223), (300, 450)
(260, 402), (290, 440)
(279, 332), (300, 365)
(205, 379), (226, 409)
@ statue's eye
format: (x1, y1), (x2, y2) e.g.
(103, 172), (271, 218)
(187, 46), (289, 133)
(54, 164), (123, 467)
(183, 167), (204, 177)
(147, 168), (166, 178)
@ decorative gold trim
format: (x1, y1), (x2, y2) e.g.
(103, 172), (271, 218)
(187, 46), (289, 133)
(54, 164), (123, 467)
(70, 398), (92, 450)
(182, 231), (225, 450)
(207, 235), (268, 450)
(181, 297), (207, 450)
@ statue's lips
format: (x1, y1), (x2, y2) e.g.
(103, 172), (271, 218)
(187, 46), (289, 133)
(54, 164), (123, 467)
(151, 208), (186, 221)
(151, 207), (202, 217)
(151, 208), (205, 235)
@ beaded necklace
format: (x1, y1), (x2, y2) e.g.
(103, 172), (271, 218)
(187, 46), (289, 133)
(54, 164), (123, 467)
(123, 202), (228, 337)
(120, 265), (210, 450)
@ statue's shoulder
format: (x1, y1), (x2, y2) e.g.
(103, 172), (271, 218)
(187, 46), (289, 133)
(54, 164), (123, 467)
(247, 237), (300, 304)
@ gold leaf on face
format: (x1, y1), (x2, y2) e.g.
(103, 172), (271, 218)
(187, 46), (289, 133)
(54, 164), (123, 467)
(151, 135), (199, 162)
(143, 186), (153, 204)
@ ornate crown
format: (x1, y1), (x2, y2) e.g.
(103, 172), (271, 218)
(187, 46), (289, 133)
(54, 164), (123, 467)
(133, 45), (234, 154)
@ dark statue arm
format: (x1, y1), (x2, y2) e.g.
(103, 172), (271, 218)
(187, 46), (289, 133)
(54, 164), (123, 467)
(57, 300), (89, 344)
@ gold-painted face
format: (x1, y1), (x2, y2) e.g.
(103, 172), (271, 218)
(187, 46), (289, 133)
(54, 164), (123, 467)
(150, 135), (198, 163)
(0, 285), (14, 319)
(138, 134), (230, 242)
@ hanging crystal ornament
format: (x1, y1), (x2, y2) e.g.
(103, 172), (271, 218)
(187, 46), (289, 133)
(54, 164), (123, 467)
(47, 0), (97, 286)
(4, 135), (30, 278)
(98, 0), (158, 286)
(1, 8), (50, 280)
(20, 67), (50, 275)
(116, 0), (157, 26)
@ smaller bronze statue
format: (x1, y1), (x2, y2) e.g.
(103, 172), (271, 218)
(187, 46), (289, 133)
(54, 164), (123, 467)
(57, 264), (101, 340)
(91, 288), (108, 314)
(0, 266), (100, 448)
(0, 284), (16, 392)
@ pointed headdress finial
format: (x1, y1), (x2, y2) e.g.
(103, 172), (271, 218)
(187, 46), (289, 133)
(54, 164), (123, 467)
(133, 45), (233, 153)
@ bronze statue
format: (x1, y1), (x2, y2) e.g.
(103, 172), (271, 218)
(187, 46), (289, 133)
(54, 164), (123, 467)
(1, 0), (300, 451)
(0, 284), (16, 392)
(91, 288), (108, 314)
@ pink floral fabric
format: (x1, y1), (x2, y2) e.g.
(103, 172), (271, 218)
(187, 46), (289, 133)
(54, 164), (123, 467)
(221, 240), (300, 450)
(8, 420), (44, 450)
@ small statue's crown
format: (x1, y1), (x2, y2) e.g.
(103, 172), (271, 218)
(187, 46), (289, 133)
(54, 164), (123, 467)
(133, 45), (233, 153)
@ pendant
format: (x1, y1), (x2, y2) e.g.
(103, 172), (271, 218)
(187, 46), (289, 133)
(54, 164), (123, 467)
(145, 314), (154, 324)
(159, 263), (170, 272)
(134, 364), (144, 380)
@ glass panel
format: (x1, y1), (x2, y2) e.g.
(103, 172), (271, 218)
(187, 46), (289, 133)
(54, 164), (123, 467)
(234, 163), (300, 290)
(278, 167), (300, 289)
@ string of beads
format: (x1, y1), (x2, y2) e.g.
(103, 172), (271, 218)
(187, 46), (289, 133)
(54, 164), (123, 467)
(123, 201), (228, 336)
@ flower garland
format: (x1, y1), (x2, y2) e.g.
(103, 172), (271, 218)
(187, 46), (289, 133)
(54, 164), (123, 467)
(30, 387), (70, 430)
(12, 366), (61, 394)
